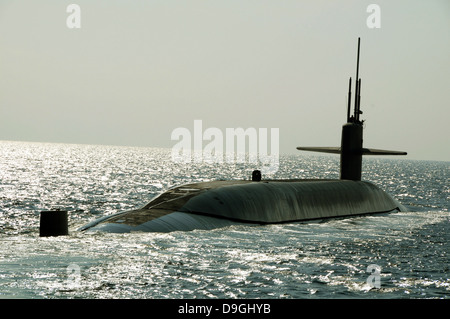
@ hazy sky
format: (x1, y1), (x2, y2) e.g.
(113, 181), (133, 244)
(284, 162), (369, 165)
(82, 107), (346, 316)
(0, 0), (449, 161)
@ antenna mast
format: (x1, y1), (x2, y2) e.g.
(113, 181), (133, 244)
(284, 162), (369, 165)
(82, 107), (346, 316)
(347, 77), (352, 122)
(353, 37), (361, 122)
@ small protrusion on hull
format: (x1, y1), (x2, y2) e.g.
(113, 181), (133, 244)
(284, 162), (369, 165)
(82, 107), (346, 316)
(252, 170), (262, 181)
(39, 210), (69, 237)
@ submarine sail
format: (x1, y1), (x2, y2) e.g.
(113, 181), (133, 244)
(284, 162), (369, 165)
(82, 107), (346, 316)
(297, 37), (406, 181)
(79, 38), (407, 233)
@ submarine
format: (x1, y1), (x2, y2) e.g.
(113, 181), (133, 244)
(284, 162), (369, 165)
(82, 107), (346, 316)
(79, 38), (407, 234)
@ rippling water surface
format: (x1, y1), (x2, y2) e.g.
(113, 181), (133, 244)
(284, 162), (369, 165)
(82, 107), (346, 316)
(0, 141), (448, 298)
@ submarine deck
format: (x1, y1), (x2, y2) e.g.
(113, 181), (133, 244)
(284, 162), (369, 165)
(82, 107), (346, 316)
(79, 179), (405, 232)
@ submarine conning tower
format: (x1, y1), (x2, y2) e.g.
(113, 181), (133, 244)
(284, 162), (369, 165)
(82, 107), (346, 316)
(298, 38), (407, 180)
(340, 122), (363, 181)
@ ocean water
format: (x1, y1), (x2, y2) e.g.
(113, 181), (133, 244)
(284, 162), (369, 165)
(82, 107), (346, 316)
(0, 140), (448, 299)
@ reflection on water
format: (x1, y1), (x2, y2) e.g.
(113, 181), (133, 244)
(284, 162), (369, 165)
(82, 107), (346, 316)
(0, 141), (448, 298)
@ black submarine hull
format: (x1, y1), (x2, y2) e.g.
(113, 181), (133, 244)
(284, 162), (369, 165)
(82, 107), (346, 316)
(79, 179), (406, 233)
